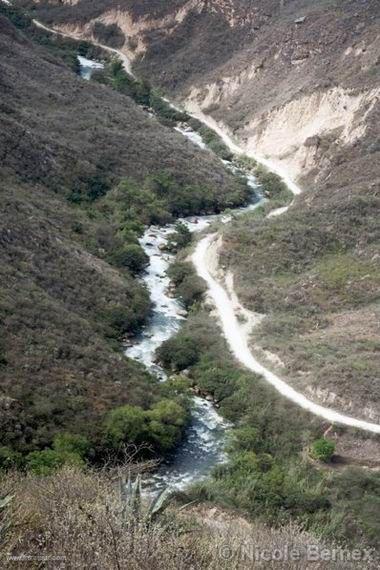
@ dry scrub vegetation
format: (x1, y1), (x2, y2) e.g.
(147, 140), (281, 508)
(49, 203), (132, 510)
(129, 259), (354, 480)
(1, 467), (377, 569)
(0, 8), (248, 460)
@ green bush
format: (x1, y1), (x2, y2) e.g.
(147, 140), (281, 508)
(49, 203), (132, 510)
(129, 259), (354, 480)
(104, 400), (188, 450)
(168, 222), (192, 250)
(149, 90), (189, 123)
(157, 335), (200, 371)
(53, 433), (90, 459)
(146, 399), (188, 450)
(109, 243), (149, 273)
(26, 449), (84, 476)
(254, 167), (288, 198)
(102, 294), (150, 338)
(104, 405), (147, 448)
(194, 125), (233, 160)
(310, 438), (335, 462)
(228, 426), (260, 453)
(0, 447), (23, 471)
(176, 274), (206, 308)
(168, 261), (206, 308)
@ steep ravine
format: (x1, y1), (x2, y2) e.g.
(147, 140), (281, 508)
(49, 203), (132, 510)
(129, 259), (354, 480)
(39, 20), (380, 494)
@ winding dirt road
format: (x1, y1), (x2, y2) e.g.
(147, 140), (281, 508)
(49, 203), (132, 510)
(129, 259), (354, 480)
(188, 119), (380, 433)
(193, 234), (380, 433)
(33, 18), (380, 433)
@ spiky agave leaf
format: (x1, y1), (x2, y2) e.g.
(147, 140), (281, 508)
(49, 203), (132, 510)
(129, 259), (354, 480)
(147, 488), (176, 523)
(131, 474), (142, 518)
(0, 496), (13, 509)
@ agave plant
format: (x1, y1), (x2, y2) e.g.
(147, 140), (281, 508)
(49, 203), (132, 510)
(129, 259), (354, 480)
(0, 495), (13, 510)
(0, 495), (13, 543)
(120, 472), (178, 527)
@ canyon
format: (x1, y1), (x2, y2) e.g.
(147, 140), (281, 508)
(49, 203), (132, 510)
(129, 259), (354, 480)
(26, 0), (380, 424)
(0, 1), (379, 562)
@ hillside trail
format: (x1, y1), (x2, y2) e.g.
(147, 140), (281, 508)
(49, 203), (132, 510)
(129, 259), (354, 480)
(33, 19), (380, 435)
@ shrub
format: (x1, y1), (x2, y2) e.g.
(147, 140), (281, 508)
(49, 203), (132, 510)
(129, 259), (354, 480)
(104, 400), (187, 451)
(230, 451), (258, 474)
(104, 405), (147, 448)
(53, 433), (90, 459)
(176, 274), (206, 308)
(157, 335), (200, 371)
(167, 262), (192, 286)
(254, 167), (288, 199)
(310, 438), (335, 463)
(149, 90), (189, 123)
(102, 296), (150, 338)
(109, 243), (149, 273)
(168, 261), (206, 307)
(194, 125), (233, 160)
(228, 426), (260, 453)
(0, 447), (23, 471)
(26, 449), (84, 476)
(169, 222), (192, 250)
(146, 399), (188, 450)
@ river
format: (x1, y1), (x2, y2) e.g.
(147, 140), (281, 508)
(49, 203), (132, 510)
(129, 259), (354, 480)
(76, 46), (380, 495)
(78, 50), (266, 490)
(75, 49), (274, 489)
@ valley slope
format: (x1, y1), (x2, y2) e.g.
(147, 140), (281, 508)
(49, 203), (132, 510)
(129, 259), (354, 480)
(0, 9), (245, 456)
(26, 0), (380, 426)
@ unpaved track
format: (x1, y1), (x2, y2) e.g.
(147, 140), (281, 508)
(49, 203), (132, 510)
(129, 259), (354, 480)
(33, 19), (380, 434)
(33, 19), (134, 75)
(193, 234), (380, 433)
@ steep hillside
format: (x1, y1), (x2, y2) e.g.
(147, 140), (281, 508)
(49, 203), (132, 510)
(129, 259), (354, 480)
(0, 10), (246, 458)
(28, 0), (380, 184)
(1, 0), (380, 557)
(25, 0), (380, 421)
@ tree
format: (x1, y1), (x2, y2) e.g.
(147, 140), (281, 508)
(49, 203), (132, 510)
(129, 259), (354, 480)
(104, 405), (147, 448)
(26, 449), (84, 476)
(146, 400), (187, 450)
(110, 243), (149, 273)
(310, 438), (335, 463)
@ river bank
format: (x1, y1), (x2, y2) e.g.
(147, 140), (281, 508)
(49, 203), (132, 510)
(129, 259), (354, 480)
(73, 29), (380, 499)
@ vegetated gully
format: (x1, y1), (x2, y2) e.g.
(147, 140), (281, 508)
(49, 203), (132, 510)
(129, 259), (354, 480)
(42, 20), (380, 489)
(76, 47), (262, 491)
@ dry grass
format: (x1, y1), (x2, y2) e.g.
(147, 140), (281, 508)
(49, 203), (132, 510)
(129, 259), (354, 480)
(0, 468), (378, 569)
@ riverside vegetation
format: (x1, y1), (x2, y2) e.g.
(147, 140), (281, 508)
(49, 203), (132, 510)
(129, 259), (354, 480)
(3, 467), (378, 569)
(1, 2), (379, 564)
(0, 6), (249, 469)
(156, 239), (380, 550)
